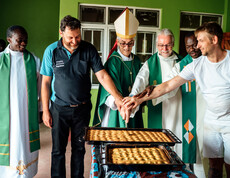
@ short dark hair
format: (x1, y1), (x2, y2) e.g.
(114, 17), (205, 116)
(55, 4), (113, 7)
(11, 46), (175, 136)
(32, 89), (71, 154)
(185, 31), (195, 39)
(195, 22), (223, 46)
(6, 25), (28, 38)
(60, 15), (81, 32)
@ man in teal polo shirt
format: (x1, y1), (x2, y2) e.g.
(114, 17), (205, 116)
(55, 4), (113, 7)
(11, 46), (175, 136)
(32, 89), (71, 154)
(40, 15), (123, 178)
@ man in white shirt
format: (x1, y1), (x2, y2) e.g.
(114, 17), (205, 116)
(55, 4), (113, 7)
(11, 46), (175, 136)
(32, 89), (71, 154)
(124, 22), (230, 178)
(149, 32), (206, 177)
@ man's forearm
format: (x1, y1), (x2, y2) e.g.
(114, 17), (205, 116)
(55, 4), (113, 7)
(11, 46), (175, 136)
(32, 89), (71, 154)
(101, 76), (122, 100)
(144, 75), (186, 102)
(96, 70), (123, 100)
(41, 82), (51, 112)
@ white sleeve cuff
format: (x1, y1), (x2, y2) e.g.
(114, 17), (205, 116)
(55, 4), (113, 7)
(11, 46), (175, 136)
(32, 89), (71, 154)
(105, 95), (117, 110)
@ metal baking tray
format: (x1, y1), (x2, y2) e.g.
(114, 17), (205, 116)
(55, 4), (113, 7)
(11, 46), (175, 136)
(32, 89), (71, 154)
(85, 127), (181, 146)
(100, 144), (184, 172)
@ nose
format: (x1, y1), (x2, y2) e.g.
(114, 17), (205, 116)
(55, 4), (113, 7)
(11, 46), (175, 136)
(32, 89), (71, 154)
(72, 38), (77, 45)
(163, 45), (168, 50)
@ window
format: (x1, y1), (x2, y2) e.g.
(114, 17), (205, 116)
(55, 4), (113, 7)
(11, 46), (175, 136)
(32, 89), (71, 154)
(80, 6), (105, 23)
(179, 12), (223, 57)
(136, 9), (159, 27)
(80, 4), (160, 86)
(136, 32), (156, 63)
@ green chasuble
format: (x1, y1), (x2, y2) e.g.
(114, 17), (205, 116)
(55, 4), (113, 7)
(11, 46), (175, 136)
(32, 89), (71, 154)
(147, 52), (182, 129)
(93, 51), (143, 128)
(180, 54), (197, 163)
(0, 50), (40, 166)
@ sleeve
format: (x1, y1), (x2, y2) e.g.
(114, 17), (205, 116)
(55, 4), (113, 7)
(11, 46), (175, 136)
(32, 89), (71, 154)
(104, 95), (117, 110)
(130, 61), (150, 95)
(40, 46), (54, 76)
(152, 63), (180, 105)
(89, 44), (104, 73)
(179, 62), (195, 81)
(129, 61), (149, 117)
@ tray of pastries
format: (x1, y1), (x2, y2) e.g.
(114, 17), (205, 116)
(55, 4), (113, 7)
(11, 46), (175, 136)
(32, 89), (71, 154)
(85, 127), (181, 146)
(100, 144), (184, 171)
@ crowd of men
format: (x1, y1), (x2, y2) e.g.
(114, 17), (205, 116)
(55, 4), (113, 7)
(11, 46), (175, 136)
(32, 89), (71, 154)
(0, 7), (229, 178)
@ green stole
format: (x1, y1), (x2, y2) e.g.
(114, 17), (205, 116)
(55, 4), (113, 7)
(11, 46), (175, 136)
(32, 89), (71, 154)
(147, 52), (182, 129)
(93, 51), (143, 128)
(0, 50), (40, 166)
(180, 54), (197, 163)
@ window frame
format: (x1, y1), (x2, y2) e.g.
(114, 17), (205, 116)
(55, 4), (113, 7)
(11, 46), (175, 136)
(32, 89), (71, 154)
(79, 4), (161, 88)
(179, 11), (223, 57)
(180, 11), (223, 31)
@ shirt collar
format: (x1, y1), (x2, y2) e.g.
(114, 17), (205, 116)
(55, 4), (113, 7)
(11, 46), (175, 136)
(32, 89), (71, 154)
(3, 45), (23, 55)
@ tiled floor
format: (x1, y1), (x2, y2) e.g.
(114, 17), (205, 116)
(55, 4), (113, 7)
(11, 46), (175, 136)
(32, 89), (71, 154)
(35, 123), (91, 178)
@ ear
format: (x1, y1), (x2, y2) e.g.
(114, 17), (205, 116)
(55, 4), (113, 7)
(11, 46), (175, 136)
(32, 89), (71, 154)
(212, 35), (218, 45)
(7, 37), (11, 44)
(59, 29), (63, 37)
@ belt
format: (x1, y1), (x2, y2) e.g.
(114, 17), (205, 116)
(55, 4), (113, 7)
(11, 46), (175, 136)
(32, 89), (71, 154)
(69, 101), (87, 107)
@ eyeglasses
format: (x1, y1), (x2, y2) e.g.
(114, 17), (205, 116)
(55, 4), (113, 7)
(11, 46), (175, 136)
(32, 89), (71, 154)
(119, 41), (134, 47)
(157, 43), (173, 48)
(186, 43), (198, 50)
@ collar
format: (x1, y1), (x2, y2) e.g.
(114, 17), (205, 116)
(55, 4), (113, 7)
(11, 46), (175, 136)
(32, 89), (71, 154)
(117, 48), (133, 61)
(3, 45), (23, 55)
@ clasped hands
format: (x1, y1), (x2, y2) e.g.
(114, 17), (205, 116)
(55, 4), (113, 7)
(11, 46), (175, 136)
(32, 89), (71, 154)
(119, 85), (155, 123)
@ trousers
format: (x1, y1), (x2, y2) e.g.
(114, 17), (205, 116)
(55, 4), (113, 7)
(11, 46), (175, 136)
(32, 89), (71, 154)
(50, 101), (92, 178)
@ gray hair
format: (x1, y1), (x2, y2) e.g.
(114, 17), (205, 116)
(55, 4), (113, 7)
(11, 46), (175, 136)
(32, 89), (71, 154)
(116, 36), (135, 41)
(156, 28), (175, 44)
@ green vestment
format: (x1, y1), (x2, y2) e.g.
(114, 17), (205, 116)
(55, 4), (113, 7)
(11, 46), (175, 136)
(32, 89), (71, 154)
(0, 50), (40, 166)
(93, 51), (143, 128)
(180, 54), (197, 163)
(147, 52), (182, 128)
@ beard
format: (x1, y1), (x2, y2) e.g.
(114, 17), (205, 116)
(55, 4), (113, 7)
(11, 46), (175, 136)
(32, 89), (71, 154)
(159, 50), (172, 57)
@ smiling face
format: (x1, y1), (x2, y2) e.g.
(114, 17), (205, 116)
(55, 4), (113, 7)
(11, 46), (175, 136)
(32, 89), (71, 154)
(185, 35), (201, 59)
(59, 26), (81, 53)
(196, 31), (214, 56)
(117, 38), (134, 57)
(7, 30), (28, 52)
(157, 35), (174, 58)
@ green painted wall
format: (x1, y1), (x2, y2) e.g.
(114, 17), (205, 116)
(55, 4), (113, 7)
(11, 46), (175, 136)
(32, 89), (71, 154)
(0, 0), (60, 60)
(60, 0), (229, 52)
(224, 0), (230, 32)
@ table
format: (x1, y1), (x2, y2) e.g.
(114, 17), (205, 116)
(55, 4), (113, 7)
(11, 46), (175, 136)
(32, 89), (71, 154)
(89, 146), (197, 178)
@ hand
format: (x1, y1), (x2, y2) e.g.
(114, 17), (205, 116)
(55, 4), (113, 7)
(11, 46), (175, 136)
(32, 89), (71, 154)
(120, 105), (133, 123)
(42, 110), (52, 128)
(115, 97), (123, 112)
(123, 96), (141, 109)
(134, 85), (155, 98)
